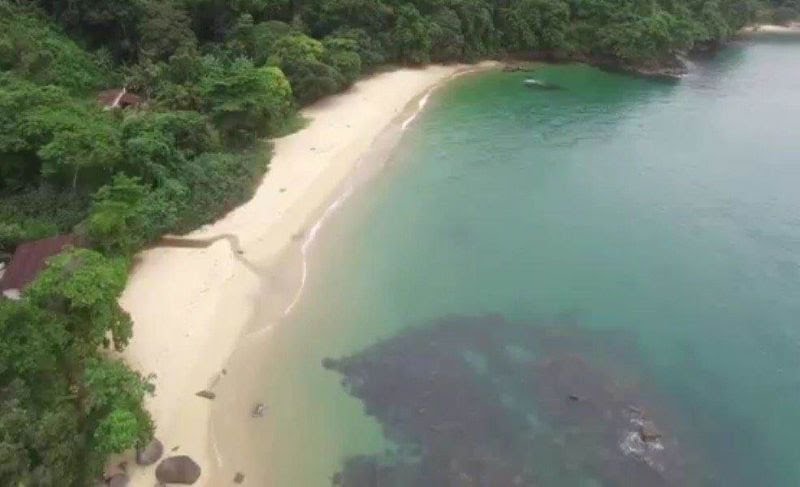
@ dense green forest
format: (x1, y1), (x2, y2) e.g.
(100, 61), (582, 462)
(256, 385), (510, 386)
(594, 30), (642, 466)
(0, 0), (796, 484)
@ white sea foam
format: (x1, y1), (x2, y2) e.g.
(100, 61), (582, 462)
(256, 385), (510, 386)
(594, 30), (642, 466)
(401, 89), (432, 130)
(283, 185), (355, 316)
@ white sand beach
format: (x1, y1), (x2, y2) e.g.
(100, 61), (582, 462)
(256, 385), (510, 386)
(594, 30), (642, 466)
(740, 22), (800, 35)
(120, 63), (496, 486)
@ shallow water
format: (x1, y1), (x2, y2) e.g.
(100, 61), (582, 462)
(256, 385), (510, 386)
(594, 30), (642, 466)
(218, 38), (800, 486)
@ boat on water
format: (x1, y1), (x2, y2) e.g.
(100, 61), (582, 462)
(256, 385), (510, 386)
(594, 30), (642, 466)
(523, 78), (561, 90)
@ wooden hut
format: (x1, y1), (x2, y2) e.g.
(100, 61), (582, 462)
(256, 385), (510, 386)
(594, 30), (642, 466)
(0, 235), (78, 299)
(98, 88), (143, 109)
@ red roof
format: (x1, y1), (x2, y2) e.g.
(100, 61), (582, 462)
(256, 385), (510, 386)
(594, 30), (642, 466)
(0, 235), (77, 292)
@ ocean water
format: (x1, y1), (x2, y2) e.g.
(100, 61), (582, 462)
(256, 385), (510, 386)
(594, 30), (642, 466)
(223, 38), (800, 486)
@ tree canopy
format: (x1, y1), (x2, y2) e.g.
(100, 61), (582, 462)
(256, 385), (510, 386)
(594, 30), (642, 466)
(0, 250), (152, 485)
(0, 0), (795, 483)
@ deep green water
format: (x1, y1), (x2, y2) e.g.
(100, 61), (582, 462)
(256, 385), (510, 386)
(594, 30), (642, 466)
(249, 39), (800, 486)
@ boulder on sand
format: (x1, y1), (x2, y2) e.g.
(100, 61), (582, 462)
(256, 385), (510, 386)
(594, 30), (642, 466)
(136, 438), (164, 466)
(155, 456), (202, 484)
(107, 473), (129, 487)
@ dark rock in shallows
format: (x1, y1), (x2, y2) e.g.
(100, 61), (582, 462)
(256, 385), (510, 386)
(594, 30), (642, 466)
(195, 390), (216, 400)
(136, 438), (164, 466)
(107, 473), (129, 487)
(155, 456), (202, 485)
(639, 420), (662, 442)
(568, 394), (580, 402)
(234, 472), (245, 483)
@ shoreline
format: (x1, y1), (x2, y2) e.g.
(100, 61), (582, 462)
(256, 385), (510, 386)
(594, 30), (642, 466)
(740, 22), (800, 36)
(120, 62), (498, 486)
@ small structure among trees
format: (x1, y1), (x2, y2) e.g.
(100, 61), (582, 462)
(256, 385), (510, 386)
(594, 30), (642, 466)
(98, 88), (143, 109)
(0, 234), (78, 299)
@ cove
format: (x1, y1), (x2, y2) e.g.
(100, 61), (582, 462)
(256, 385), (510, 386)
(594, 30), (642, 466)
(212, 37), (800, 486)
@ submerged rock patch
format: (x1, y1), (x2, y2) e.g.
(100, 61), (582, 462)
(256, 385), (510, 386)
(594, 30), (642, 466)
(324, 315), (711, 486)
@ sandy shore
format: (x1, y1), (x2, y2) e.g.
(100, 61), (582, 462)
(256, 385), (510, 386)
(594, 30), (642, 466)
(120, 62), (496, 486)
(740, 22), (800, 35)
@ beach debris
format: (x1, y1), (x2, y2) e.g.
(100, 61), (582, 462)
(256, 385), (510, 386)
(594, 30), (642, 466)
(251, 403), (267, 418)
(222, 368), (227, 375)
(279, 187), (287, 193)
(171, 445), (180, 452)
(234, 472), (245, 483)
(136, 437), (164, 466)
(155, 456), (202, 485)
(107, 473), (130, 487)
(568, 394), (581, 402)
(195, 390), (216, 400)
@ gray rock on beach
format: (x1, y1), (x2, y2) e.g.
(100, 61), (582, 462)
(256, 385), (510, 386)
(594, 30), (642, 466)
(155, 456), (202, 485)
(136, 438), (164, 466)
(107, 473), (130, 487)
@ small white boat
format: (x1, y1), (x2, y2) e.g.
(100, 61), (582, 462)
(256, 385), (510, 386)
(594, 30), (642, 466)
(523, 78), (545, 87)
(522, 78), (562, 90)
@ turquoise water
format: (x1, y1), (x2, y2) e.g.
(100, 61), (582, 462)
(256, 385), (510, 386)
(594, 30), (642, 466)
(246, 39), (800, 486)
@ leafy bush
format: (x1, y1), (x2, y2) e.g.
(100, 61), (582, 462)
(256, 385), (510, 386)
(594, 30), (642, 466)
(173, 149), (268, 232)
(772, 6), (799, 24)
(0, 186), (89, 252)
(0, 2), (111, 92)
(120, 110), (220, 182)
(201, 58), (293, 145)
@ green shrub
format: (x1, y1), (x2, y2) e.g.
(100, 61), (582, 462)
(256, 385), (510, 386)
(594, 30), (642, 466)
(0, 186), (89, 252)
(201, 59), (294, 145)
(173, 149), (268, 232)
(0, 2), (111, 93)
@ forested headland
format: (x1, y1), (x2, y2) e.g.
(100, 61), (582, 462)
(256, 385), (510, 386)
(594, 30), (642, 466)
(0, 0), (797, 484)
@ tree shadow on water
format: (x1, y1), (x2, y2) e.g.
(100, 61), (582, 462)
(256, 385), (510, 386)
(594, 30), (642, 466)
(323, 315), (717, 487)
